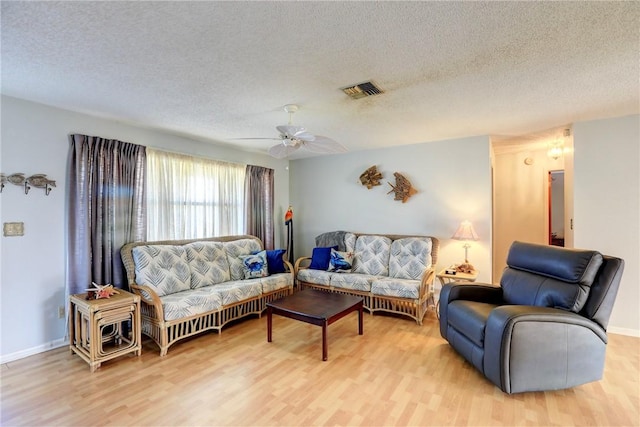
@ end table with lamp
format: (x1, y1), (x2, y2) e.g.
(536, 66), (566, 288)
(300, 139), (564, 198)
(434, 220), (480, 316)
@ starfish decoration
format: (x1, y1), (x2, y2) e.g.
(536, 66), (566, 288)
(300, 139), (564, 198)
(86, 282), (120, 299)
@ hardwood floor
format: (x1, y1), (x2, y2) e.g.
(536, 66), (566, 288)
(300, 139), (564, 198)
(2, 311), (639, 426)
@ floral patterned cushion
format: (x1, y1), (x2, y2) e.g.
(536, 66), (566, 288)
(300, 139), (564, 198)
(132, 245), (191, 297)
(297, 269), (333, 286)
(260, 273), (293, 294)
(224, 238), (263, 280)
(160, 286), (223, 321)
(388, 237), (432, 280)
(345, 233), (357, 252)
(184, 241), (231, 288)
(352, 235), (392, 276)
(211, 280), (263, 305)
(371, 278), (421, 299)
(330, 273), (379, 292)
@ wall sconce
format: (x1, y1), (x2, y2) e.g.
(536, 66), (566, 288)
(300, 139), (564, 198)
(452, 220), (479, 272)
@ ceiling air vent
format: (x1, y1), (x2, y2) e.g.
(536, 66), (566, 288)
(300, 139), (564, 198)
(341, 81), (384, 100)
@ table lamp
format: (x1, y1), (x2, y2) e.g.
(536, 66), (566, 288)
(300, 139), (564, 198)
(452, 220), (479, 273)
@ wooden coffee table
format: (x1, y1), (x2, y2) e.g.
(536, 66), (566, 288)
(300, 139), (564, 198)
(266, 289), (363, 361)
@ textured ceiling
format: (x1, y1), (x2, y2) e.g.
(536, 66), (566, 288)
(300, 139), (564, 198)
(2, 1), (638, 158)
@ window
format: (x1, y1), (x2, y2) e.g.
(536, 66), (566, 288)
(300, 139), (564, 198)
(146, 149), (246, 240)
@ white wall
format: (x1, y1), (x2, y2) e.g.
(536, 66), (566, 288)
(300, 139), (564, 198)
(0, 95), (290, 361)
(289, 135), (493, 283)
(573, 115), (640, 336)
(492, 147), (565, 281)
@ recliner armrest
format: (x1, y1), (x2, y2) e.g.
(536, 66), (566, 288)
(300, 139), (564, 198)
(441, 282), (503, 304)
(484, 305), (608, 393)
(439, 282), (502, 339)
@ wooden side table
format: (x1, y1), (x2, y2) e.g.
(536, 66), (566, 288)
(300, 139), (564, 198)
(437, 269), (479, 287)
(435, 269), (479, 317)
(69, 289), (141, 372)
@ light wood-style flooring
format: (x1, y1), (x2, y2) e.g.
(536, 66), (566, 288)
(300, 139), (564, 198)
(2, 311), (639, 426)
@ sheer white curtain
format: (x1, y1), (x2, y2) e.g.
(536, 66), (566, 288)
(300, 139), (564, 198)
(146, 149), (246, 240)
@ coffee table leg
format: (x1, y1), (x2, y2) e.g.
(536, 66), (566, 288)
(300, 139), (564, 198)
(267, 307), (273, 342)
(358, 304), (363, 335)
(322, 321), (328, 361)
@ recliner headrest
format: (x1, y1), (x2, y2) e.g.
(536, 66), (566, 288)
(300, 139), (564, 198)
(507, 241), (603, 286)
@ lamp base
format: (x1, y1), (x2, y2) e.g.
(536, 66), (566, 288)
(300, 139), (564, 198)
(456, 262), (476, 274)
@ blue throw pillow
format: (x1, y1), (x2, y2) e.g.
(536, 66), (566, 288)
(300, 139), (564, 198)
(261, 249), (287, 274)
(309, 246), (339, 270)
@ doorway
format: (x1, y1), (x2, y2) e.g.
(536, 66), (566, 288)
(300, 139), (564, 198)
(491, 127), (574, 283)
(548, 170), (565, 247)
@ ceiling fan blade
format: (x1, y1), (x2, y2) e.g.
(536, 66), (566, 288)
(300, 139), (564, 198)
(268, 143), (301, 159)
(230, 137), (281, 141)
(276, 125), (306, 137)
(293, 131), (315, 142)
(301, 136), (348, 154)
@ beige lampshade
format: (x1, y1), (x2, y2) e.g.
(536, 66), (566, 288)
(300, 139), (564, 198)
(452, 220), (479, 241)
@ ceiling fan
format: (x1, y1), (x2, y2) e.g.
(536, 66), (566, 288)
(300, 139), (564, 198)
(237, 105), (347, 159)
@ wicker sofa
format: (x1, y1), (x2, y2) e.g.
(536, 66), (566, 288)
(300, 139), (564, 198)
(121, 235), (293, 356)
(295, 232), (439, 324)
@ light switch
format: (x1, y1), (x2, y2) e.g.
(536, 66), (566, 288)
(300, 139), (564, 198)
(3, 222), (24, 237)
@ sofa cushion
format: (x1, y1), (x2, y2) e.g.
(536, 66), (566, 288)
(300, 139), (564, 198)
(389, 237), (432, 280)
(260, 273), (294, 294)
(297, 269), (332, 286)
(352, 235), (392, 276)
(160, 286), (223, 321)
(239, 251), (269, 279)
(132, 245), (191, 297)
(345, 233), (357, 252)
(330, 273), (378, 292)
(309, 246), (338, 270)
(224, 238), (263, 280)
(184, 241), (231, 288)
(212, 280), (263, 305)
(328, 249), (354, 273)
(503, 241), (604, 312)
(371, 278), (421, 299)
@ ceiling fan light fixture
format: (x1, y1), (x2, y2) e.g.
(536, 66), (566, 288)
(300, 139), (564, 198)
(282, 138), (297, 147)
(239, 104), (346, 159)
(283, 104), (299, 114)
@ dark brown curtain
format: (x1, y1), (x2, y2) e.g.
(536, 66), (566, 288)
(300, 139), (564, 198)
(244, 165), (274, 250)
(66, 134), (146, 295)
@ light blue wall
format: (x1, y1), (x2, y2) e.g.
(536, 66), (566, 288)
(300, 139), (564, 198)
(0, 95), (289, 361)
(574, 115), (640, 335)
(289, 135), (493, 282)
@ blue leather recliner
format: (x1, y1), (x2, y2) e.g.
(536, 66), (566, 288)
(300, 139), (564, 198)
(439, 241), (624, 394)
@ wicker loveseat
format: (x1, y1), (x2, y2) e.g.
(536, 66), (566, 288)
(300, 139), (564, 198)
(295, 232), (439, 324)
(121, 235), (293, 355)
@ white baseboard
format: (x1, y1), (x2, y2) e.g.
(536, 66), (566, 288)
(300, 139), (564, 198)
(608, 326), (640, 337)
(0, 338), (69, 364)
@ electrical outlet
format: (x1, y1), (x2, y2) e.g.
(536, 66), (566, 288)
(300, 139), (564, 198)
(58, 306), (65, 319)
